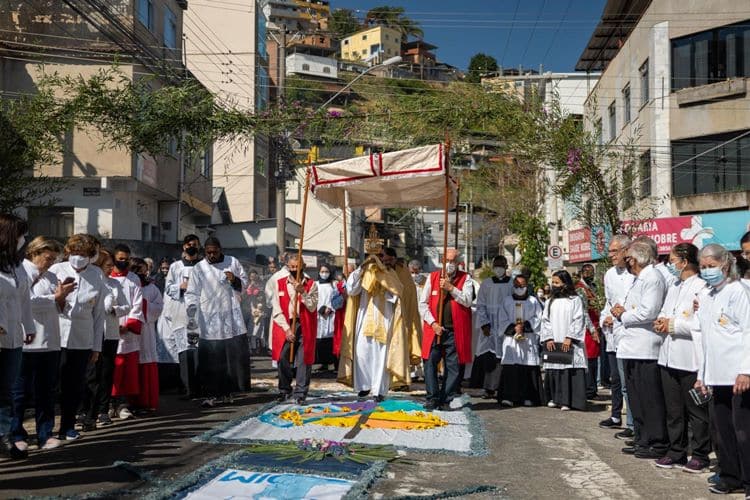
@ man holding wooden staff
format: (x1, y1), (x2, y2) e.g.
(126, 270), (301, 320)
(271, 254), (318, 404)
(420, 248), (474, 411)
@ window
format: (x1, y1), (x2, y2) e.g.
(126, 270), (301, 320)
(671, 20), (750, 91)
(322, 66), (331, 74)
(622, 163), (635, 210)
(639, 59), (649, 106)
(137, 0), (154, 31)
(608, 101), (617, 141)
(200, 147), (212, 178)
(622, 84), (631, 124)
(302, 63), (310, 71)
(639, 150), (652, 198)
(370, 43), (380, 55)
(362, 35), (367, 40)
(343, 39), (349, 45)
(255, 156), (266, 177)
(672, 130), (750, 196)
(141, 223), (150, 241)
(28, 206), (73, 239)
(163, 7), (177, 48)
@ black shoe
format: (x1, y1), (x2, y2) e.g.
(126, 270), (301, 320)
(634, 448), (664, 459)
(481, 391), (495, 400)
(615, 428), (634, 440)
(424, 400), (440, 411)
(599, 417), (622, 429)
(276, 393), (291, 402)
(294, 397), (306, 405)
(625, 439), (635, 447)
(81, 420), (97, 432)
(621, 446), (637, 455)
(1, 436), (28, 460)
(357, 390), (371, 400)
(97, 413), (113, 426)
(708, 481), (743, 494)
(374, 395), (385, 402)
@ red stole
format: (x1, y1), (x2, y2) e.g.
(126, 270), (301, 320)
(271, 276), (318, 365)
(421, 270), (472, 364)
(575, 281), (601, 359)
(332, 280), (346, 357)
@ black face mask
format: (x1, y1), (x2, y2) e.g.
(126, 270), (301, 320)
(160, 269), (169, 275)
(114, 260), (129, 271)
(185, 246), (199, 257)
(550, 285), (563, 296)
(137, 273), (149, 285)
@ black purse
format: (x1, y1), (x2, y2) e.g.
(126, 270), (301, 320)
(542, 343), (574, 364)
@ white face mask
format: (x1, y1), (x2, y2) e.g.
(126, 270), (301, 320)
(91, 250), (100, 265)
(537, 291), (545, 298)
(69, 255), (89, 271)
(513, 286), (527, 296)
(493, 266), (505, 278)
(446, 263), (457, 276)
(16, 235), (25, 252)
(319, 272), (330, 280)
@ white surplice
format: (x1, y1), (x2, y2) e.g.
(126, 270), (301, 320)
(316, 281), (336, 339)
(540, 295), (587, 370)
(500, 295), (543, 366)
(139, 282), (164, 364)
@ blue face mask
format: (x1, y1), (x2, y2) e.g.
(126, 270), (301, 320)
(666, 262), (681, 278)
(700, 267), (725, 287)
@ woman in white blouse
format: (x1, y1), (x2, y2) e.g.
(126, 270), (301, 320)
(541, 270), (587, 411)
(652, 243), (710, 471)
(0, 214), (35, 460)
(694, 244), (750, 496)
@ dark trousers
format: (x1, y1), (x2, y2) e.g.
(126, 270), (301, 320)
(586, 357), (599, 398)
(623, 359), (668, 453)
(59, 348), (91, 435)
(0, 348), (23, 437)
(278, 338), (311, 399)
(475, 351), (500, 393)
(10, 351), (60, 445)
(82, 339), (118, 421)
(712, 386), (750, 492)
(660, 366), (711, 461)
(608, 352), (623, 420)
(179, 348), (200, 397)
(599, 336), (610, 385)
(424, 329), (460, 405)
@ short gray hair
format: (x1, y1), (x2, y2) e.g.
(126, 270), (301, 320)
(408, 259), (422, 270)
(610, 234), (631, 248)
(698, 244), (738, 280)
(633, 235), (658, 259)
(628, 241), (655, 266)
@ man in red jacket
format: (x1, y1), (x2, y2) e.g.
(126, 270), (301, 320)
(419, 248), (474, 411)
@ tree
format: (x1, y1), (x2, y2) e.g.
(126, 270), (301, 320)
(365, 6), (424, 39)
(328, 8), (360, 40)
(466, 53), (499, 83)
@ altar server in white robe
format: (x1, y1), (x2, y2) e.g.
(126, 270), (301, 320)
(130, 258), (163, 412)
(185, 237), (249, 408)
(315, 264), (337, 372)
(541, 270), (588, 411)
(473, 255), (512, 398)
(498, 274), (544, 407)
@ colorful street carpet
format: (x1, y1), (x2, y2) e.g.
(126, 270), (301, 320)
(194, 393), (485, 455)
(184, 470), (355, 500)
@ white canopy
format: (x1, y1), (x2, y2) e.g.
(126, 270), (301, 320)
(310, 144), (458, 209)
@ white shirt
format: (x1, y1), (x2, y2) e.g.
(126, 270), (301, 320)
(599, 266), (635, 352)
(616, 265), (667, 360)
(0, 264), (35, 350)
(697, 280), (750, 386)
(139, 282), (164, 364)
(103, 276), (131, 341)
(540, 295), (586, 370)
(474, 276), (512, 356)
(500, 295), (543, 366)
(419, 272), (475, 326)
(265, 267), (290, 309)
(316, 281), (336, 339)
(49, 262), (106, 352)
(22, 259), (60, 352)
(185, 255), (248, 341)
(657, 274), (707, 371)
(112, 272), (145, 355)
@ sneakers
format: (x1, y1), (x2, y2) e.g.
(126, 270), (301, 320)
(481, 390), (495, 400)
(654, 456), (687, 469)
(599, 417), (622, 429)
(560, 405), (571, 411)
(201, 398), (216, 408)
(683, 458), (710, 473)
(449, 394), (469, 410)
(500, 399), (514, 407)
(547, 401), (557, 408)
(81, 420), (97, 432)
(707, 473), (720, 485)
(708, 481), (742, 495)
(118, 407), (135, 420)
(60, 429), (81, 441)
(221, 395), (234, 405)
(1, 438), (28, 460)
(615, 428), (634, 440)
(97, 413), (113, 426)
(13, 440), (28, 453)
(424, 400), (440, 411)
(41, 437), (62, 450)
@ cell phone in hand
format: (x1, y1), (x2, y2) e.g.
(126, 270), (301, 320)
(688, 387), (712, 407)
(62, 277), (75, 285)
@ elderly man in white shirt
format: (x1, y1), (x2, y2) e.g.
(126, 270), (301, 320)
(611, 239), (668, 460)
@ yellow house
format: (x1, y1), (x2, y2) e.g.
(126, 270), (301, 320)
(340, 26), (402, 62)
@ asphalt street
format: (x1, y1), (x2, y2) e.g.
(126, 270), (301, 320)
(0, 357), (734, 499)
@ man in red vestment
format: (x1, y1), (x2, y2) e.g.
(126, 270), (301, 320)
(271, 255), (318, 404)
(419, 248), (475, 410)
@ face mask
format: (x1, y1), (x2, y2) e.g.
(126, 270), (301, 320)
(160, 268), (169, 275)
(114, 260), (128, 271)
(319, 272), (330, 280)
(700, 267), (725, 287)
(91, 250), (99, 264)
(666, 262), (681, 278)
(550, 285), (563, 296)
(137, 273), (149, 285)
(513, 287), (527, 296)
(185, 246), (199, 257)
(446, 263), (457, 276)
(493, 266), (505, 278)
(16, 235), (25, 252)
(412, 273), (426, 285)
(537, 291), (545, 298)
(69, 255), (89, 270)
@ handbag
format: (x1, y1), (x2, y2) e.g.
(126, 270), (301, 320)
(542, 343), (574, 364)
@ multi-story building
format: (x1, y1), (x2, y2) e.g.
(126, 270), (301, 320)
(340, 25), (402, 64)
(0, 0), (212, 254)
(185, 0), (272, 223)
(570, 0), (750, 263)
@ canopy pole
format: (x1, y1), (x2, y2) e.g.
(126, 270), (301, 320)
(436, 139), (451, 343)
(290, 166), (312, 362)
(454, 179), (460, 249)
(342, 191), (349, 277)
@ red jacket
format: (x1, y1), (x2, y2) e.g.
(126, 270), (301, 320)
(421, 271), (473, 364)
(271, 276), (317, 365)
(576, 281), (601, 359)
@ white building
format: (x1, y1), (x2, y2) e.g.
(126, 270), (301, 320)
(286, 52), (337, 79)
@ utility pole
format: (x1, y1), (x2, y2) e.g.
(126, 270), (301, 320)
(275, 26), (287, 257)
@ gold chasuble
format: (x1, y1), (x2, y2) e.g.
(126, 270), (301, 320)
(337, 257), (416, 389)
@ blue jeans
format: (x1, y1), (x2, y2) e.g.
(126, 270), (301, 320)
(11, 351), (60, 445)
(617, 357), (634, 429)
(424, 329), (460, 405)
(0, 348), (23, 437)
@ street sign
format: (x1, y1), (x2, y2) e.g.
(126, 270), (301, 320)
(547, 245), (564, 270)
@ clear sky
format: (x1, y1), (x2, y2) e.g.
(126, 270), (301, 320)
(332, 0), (608, 73)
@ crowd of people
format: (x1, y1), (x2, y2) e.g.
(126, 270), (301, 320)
(2, 210), (750, 498)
